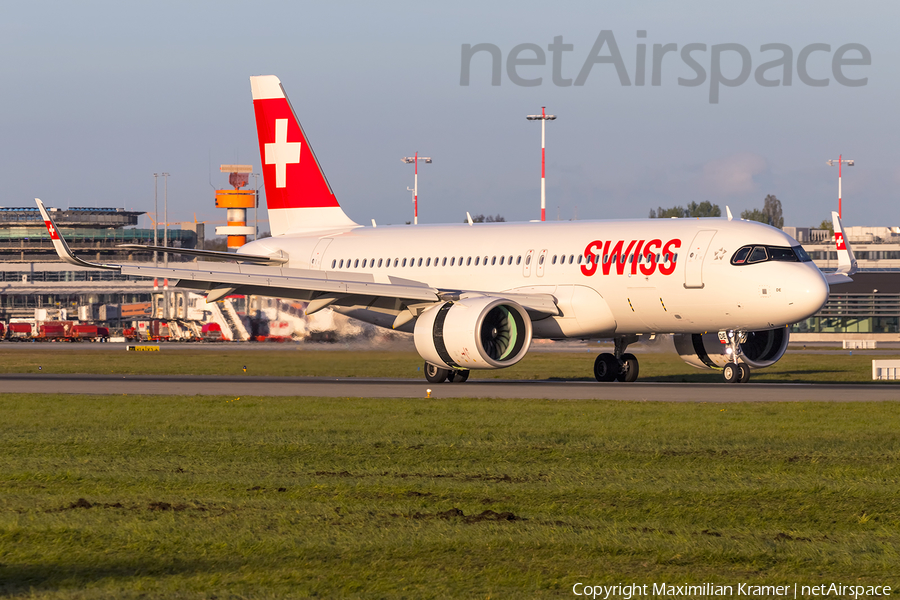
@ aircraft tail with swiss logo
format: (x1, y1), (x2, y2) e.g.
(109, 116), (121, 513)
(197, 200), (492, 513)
(250, 75), (358, 236)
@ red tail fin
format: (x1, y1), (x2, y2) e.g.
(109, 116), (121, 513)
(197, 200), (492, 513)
(250, 75), (357, 235)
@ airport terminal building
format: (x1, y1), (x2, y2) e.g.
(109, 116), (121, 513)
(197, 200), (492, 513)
(0, 205), (196, 322)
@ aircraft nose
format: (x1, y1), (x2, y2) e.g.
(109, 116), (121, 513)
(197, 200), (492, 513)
(792, 265), (829, 320)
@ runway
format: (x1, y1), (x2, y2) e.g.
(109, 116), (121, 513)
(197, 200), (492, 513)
(1, 373), (897, 401)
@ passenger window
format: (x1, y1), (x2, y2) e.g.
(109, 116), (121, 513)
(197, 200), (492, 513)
(539, 254), (545, 265)
(551, 255), (557, 265)
(418, 258), (423, 267)
(353, 259), (358, 268)
(483, 256), (488, 265)
(378, 258), (383, 268)
(339, 259), (344, 268)
(402, 258), (407, 267)
(500, 256), (505, 265)
(475, 256), (480, 266)
(332, 260), (337, 268)
(508, 255), (513, 264)
(442, 257), (447, 266)
(569, 255), (574, 264)
(426, 257), (431, 267)
(491, 256), (496, 265)
(450, 257), (455, 266)
(361, 259), (367, 268)
(467, 257), (472, 266)
(577, 255), (582, 264)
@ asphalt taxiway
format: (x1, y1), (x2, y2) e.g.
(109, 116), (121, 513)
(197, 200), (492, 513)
(1, 374), (897, 402)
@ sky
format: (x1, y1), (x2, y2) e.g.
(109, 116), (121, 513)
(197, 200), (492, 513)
(1, 1), (898, 233)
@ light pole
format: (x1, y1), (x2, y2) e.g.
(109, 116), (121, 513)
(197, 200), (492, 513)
(401, 153), (432, 225)
(153, 173), (158, 266)
(826, 156), (854, 219)
(526, 107), (556, 222)
(162, 172), (170, 267)
(161, 172), (170, 321)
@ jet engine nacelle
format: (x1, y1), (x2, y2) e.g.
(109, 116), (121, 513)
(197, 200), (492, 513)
(414, 297), (532, 370)
(673, 327), (789, 370)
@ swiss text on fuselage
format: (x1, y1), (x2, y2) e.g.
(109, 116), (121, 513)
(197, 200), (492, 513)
(580, 238), (682, 276)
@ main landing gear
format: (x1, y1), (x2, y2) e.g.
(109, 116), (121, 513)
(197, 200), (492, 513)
(424, 362), (470, 383)
(594, 335), (640, 383)
(721, 329), (751, 384)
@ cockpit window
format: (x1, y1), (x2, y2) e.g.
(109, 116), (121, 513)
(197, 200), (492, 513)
(748, 246), (768, 263)
(731, 246), (751, 264)
(793, 245), (812, 262)
(731, 244), (810, 266)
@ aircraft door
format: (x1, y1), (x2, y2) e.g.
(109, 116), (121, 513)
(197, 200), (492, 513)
(523, 249), (534, 277)
(536, 249), (548, 277)
(310, 238), (333, 270)
(683, 230), (717, 289)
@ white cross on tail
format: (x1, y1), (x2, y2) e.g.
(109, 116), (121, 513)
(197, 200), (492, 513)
(265, 118), (301, 188)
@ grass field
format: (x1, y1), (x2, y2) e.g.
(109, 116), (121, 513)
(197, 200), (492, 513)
(1, 347), (899, 598)
(2, 393), (900, 598)
(0, 345), (898, 383)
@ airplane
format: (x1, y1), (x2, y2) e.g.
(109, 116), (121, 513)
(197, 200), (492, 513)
(35, 75), (857, 384)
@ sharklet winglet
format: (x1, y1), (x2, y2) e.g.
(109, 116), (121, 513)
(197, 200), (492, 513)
(35, 199), (119, 270)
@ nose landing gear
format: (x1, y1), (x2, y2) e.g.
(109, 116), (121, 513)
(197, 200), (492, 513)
(721, 330), (751, 383)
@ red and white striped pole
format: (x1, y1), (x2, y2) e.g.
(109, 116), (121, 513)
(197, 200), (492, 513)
(827, 156), (854, 220)
(527, 108), (556, 222)
(541, 108), (546, 222)
(401, 154), (432, 225)
(414, 151), (418, 226)
(838, 154), (842, 219)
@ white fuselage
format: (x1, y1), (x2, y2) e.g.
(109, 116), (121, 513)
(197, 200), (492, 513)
(239, 217), (830, 338)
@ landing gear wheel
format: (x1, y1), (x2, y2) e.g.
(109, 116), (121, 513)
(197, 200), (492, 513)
(616, 353), (640, 383)
(723, 362), (741, 383)
(424, 362), (450, 383)
(738, 363), (751, 383)
(448, 369), (470, 383)
(594, 353), (618, 382)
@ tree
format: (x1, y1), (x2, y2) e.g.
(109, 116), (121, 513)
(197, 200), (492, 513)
(818, 219), (834, 234)
(741, 195), (784, 228)
(466, 214), (506, 223)
(763, 194), (784, 228)
(687, 201), (721, 218)
(740, 208), (768, 224)
(650, 201), (720, 218)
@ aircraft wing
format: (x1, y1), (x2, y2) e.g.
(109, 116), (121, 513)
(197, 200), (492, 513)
(117, 244), (289, 265)
(36, 198), (559, 323)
